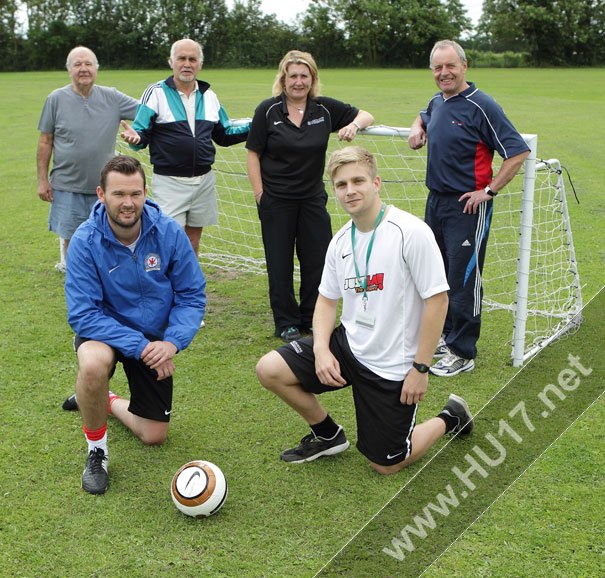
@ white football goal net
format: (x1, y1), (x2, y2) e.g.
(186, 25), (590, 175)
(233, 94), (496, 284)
(117, 124), (582, 367)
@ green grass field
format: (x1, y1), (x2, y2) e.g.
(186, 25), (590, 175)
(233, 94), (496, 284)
(0, 68), (603, 577)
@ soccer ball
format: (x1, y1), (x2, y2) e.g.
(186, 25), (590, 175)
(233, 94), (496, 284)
(170, 460), (228, 518)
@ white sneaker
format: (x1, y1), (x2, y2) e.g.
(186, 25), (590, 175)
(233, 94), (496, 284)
(430, 353), (474, 377)
(434, 336), (449, 358)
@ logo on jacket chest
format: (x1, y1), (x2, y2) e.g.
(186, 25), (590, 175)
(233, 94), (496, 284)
(145, 253), (161, 272)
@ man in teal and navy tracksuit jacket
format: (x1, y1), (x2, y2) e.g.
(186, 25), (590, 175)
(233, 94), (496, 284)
(123, 38), (250, 255)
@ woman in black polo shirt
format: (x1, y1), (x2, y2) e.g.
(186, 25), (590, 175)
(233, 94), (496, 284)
(246, 50), (374, 342)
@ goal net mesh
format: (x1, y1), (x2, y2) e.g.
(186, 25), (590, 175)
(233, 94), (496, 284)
(116, 125), (582, 365)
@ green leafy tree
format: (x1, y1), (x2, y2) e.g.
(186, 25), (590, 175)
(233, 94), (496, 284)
(443, 0), (474, 39)
(216, 0), (300, 67)
(24, 0), (229, 69)
(476, 0), (605, 65)
(320, 0), (471, 67)
(301, 0), (349, 66)
(0, 0), (24, 70)
(156, 0), (227, 51)
(107, 0), (167, 68)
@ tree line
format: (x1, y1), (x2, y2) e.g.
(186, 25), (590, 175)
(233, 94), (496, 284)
(1, 0), (604, 71)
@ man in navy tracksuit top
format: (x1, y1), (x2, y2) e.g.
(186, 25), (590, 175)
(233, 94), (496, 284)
(63, 155), (205, 494)
(409, 40), (529, 377)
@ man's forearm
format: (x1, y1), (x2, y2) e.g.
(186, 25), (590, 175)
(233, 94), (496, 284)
(312, 295), (338, 354)
(36, 137), (53, 182)
(489, 151), (530, 192)
(414, 292), (448, 365)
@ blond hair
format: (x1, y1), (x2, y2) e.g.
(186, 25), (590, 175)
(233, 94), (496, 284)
(272, 50), (321, 98)
(327, 146), (378, 182)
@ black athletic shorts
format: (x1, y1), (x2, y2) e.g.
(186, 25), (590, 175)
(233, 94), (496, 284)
(277, 325), (417, 466)
(74, 335), (173, 422)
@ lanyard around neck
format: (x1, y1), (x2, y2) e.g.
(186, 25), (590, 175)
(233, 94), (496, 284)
(351, 203), (386, 308)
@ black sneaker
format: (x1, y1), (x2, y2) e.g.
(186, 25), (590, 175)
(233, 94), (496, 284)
(62, 393), (78, 411)
(280, 326), (301, 343)
(440, 394), (474, 435)
(280, 426), (350, 463)
(82, 448), (109, 495)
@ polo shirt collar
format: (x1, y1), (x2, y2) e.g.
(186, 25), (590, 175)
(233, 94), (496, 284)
(279, 93), (288, 114)
(459, 82), (476, 97)
(441, 81), (476, 101)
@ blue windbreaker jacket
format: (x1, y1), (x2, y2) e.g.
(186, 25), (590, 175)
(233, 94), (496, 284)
(65, 199), (206, 359)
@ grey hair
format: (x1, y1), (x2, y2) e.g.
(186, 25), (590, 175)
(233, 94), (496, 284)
(430, 40), (466, 68)
(169, 39), (204, 63)
(66, 46), (99, 70)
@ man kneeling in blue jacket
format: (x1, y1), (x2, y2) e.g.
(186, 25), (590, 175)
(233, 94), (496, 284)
(62, 155), (206, 495)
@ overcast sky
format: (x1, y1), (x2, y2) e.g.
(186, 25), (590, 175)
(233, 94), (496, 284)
(228, 0), (484, 26)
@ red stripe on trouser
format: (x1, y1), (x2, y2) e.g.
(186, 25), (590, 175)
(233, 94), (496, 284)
(83, 424), (107, 441)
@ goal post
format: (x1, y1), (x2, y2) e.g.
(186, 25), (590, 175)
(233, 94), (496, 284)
(117, 124), (582, 367)
(510, 156), (583, 365)
(513, 133), (538, 367)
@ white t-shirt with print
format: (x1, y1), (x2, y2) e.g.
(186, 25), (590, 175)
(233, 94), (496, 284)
(319, 206), (449, 381)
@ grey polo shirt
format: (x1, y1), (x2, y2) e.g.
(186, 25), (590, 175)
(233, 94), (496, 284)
(38, 84), (138, 194)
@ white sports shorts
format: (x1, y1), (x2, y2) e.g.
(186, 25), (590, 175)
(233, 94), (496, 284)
(151, 171), (218, 228)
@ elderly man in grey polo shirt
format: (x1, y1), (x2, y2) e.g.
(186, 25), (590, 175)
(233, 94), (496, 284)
(37, 45), (138, 272)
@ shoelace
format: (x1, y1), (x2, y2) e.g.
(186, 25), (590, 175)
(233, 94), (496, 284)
(441, 352), (459, 364)
(88, 449), (107, 473)
(299, 433), (318, 447)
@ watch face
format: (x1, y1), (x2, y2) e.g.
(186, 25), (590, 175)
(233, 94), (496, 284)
(414, 362), (429, 373)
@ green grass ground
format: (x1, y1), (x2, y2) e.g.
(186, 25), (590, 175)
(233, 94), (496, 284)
(0, 68), (603, 577)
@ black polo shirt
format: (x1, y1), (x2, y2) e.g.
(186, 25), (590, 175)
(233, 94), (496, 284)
(246, 94), (358, 200)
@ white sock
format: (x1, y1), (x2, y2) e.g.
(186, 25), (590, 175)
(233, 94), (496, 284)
(86, 432), (108, 457)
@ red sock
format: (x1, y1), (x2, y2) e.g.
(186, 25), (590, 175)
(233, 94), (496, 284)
(83, 424), (108, 455)
(83, 423), (107, 442)
(108, 392), (121, 415)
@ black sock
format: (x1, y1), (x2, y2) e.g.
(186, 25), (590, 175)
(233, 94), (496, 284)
(437, 410), (459, 434)
(310, 414), (339, 439)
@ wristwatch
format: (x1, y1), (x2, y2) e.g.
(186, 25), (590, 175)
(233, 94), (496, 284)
(412, 361), (430, 374)
(484, 185), (497, 197)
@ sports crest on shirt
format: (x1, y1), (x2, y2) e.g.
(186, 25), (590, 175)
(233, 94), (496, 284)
(145, 253), (161, 272)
